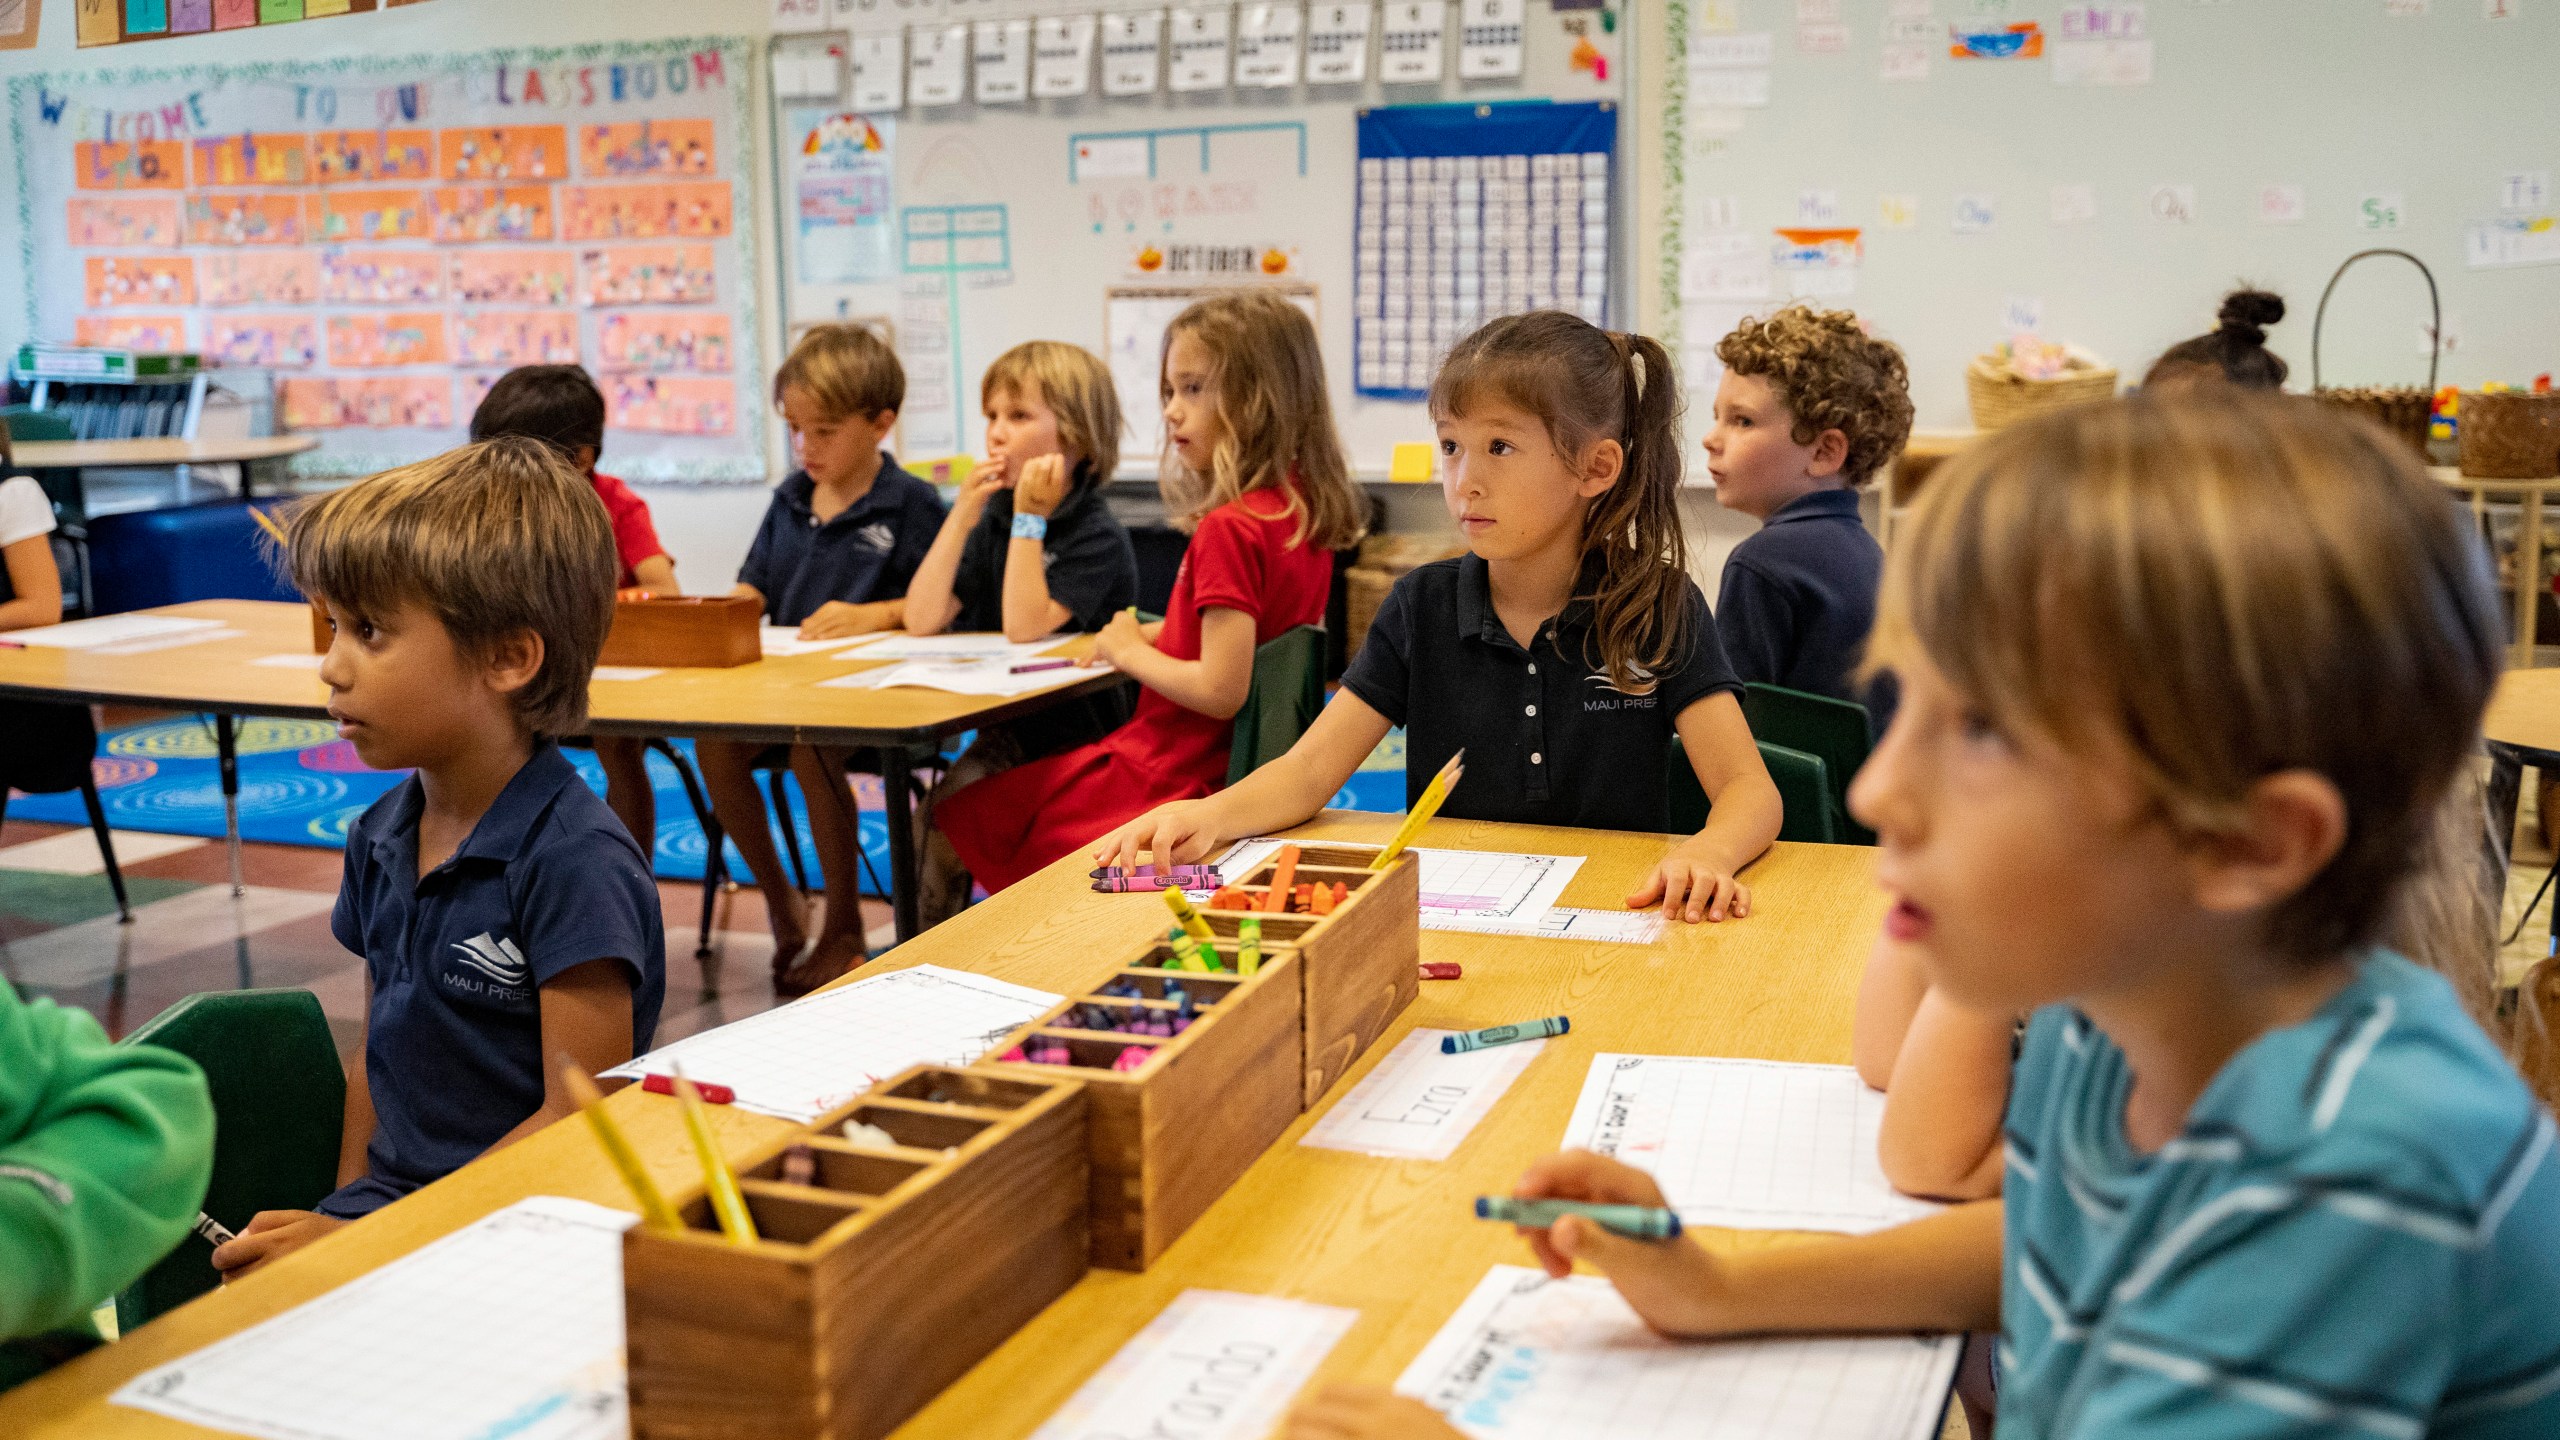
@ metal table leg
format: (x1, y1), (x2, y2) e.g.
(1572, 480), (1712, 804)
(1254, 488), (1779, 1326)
(881, 740), (927, 945)
(215, 713), (245, 897)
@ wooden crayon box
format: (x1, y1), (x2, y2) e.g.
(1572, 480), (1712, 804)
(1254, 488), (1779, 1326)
(976, 940), (1304, 1271)
(1201, 846), (1421, 1106)
(622, 1065), (1089, 1440)
(599, 594), (761, 669)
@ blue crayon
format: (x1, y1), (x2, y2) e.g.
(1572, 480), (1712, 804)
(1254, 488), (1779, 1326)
(1474, 1196), (1682, 1241)
(1440, 1016), (1570, 1054)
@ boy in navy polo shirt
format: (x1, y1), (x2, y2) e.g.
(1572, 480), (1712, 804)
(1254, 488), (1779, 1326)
(212, 439), (665, 1280)
(1703, 306), (1914, 733)
(701, 324), (946, 992)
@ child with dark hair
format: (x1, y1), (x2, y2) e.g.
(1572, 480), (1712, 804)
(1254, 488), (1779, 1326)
(2141, 287), (2289, 393)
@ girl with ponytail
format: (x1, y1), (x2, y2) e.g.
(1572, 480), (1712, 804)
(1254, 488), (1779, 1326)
(1099, 311), (1783, 925)
(2142, 286), (2290, 393)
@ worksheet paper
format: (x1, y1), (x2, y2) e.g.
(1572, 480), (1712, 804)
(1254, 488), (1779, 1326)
(252, 652), (326, 670)
(1212, 841), (1585, 926)
(842, 632), (1067, 661)
(1423, 906), (1666, 945)
(588, 666), (665, 682)
(114, 1197), (637, 1440)
(9, 614), (227, 649)
(1396, 1266), (1959, 1440)
(602, 964), (1060, 1120)
(1562, 1056), (1943, 1234)
(759, 625), (883, 657)
(1301, 1027), (1546, 1160)
(820, 658), (1100, 697)
(90, 626), (247, 655)
(1030, 1290), (1359, 1440)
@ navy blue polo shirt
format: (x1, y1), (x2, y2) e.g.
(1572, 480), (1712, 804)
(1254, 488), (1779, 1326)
(736, 454), (947, 627)
(952, 468), (1139, 634)
(1342, 555), (1741, 834)
(1714, 488), (1895, 732)
(319, 741), (665, 1218)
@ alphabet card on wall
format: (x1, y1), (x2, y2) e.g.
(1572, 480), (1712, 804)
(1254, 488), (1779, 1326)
(13, 39), (765, 480)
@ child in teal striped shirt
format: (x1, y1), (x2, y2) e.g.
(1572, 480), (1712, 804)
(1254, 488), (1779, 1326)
(1287, 392), (2560, 1440)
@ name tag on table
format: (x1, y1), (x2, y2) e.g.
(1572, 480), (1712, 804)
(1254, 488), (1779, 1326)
(1300, 1027), (1545, 1161)
(1031, 1290), (1357, 1440)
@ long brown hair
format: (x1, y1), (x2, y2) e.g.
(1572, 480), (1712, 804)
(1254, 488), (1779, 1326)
(1157, 289), (1365, 551)
(1430, 310), (1690, 694)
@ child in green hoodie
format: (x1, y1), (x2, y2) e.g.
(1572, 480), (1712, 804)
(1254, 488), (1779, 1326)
(1, 977), (212, 1384)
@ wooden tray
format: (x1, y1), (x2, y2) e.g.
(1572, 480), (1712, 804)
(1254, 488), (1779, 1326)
(601, 594), (762, 669)
(623, 1065), (1088, 1440)
(977, 940), (1305, 1270)
(1201, 846), (1421, 1106)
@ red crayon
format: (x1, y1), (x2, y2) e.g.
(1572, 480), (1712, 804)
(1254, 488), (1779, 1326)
(643, 1073), (735, 1105)
(1420, 962), (1463, 980)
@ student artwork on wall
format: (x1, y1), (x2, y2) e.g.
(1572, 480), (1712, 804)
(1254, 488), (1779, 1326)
(76, 0), (438, 47)
(12, 38), (765, 481)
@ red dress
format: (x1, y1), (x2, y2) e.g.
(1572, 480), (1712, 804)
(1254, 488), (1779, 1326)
(591, 470), (669, 589)
(939, 485), (1335, 891)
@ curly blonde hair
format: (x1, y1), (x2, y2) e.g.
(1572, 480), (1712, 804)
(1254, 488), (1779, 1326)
(1714, 306), (1914, 488)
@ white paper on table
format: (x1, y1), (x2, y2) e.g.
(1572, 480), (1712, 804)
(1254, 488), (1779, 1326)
(1397, 1266), (1959, 1440)
(1030, 1290), (1359, 1440)
(760, 625), (885, 657)
(588, 666), (665, 682)
(252, 652), (327, 670)
(1423, 906), (1664, 945)
(820, 659), (1100, 697)
(91, 626), (248, 656)
(114, 1196), (637, 1440)
(1561, 1055), (1945, 1234)
(1301, 1028), (1545, 1160)
(9, 614), (228, 649)
(601, 964), (1059, 1121)
(1210, 840), (1584, 923)
(841, 632), (1065, 661)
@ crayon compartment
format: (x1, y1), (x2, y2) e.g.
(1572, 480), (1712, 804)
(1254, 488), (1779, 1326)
(979, 947), (1305, 1270)
(1212, 845), (1422, 1105)
(623, 1064), (1090, 1440)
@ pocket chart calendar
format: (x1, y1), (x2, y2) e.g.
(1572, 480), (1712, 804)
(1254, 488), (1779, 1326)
(1353, 100), (1616, 400)
(1396, 1266), (1960, 1440)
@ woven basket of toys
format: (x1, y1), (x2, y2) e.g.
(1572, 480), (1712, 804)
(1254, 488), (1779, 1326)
(2459, 389), (2560, 480)
(1966, 339), (2117, 430)
(2309, 248), (2439, 461)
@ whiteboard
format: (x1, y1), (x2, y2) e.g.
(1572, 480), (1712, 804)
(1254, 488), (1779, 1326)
(1105, 281), (1316, 457)
(773, 0), (1624, 476)
(1670, 1), (2560, 433)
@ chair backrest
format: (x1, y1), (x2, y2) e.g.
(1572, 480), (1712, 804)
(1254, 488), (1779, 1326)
(114, 989), (346, 1332)
(1226, 625), (1330, 786)
(1740, 682), (1875, 844)
(1664, 737), (1841, 846)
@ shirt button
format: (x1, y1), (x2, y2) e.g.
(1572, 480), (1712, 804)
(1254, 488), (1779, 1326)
(1527, 662), (1537, 674)
(1525, 704), (1537, 717)
(1531, 752), (1543, 764)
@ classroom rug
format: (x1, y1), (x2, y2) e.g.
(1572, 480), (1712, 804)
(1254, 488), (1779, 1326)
(5, 716), (1411, 894)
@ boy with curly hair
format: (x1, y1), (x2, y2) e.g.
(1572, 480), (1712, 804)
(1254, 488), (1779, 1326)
(1703, 306), (1914, 729)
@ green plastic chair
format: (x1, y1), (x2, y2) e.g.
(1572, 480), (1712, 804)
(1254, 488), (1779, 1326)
(1226, 625), (1330, 786)
(1740, 682), (1876, 845)
(113, 989), (347, 1332)
(1666, 737), (1841, 845)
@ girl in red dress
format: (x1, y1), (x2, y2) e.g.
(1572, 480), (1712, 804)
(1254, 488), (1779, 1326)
(937, 290), (1368, 891)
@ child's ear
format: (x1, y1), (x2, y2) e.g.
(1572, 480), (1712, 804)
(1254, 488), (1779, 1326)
(2185, 770), (2348, 920)
(1807, 429), (1851, 479)
(1579, 437), (1626, 498)
(483, 627), (547, 699)
(870, 409), (900, 433)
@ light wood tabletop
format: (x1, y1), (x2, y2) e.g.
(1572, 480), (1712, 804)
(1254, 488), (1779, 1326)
(0, 815), (1886, 1439)
(0, 599), (1125, 750)
(2487, 667), (2560, 758)
(10, 436), (319, 469)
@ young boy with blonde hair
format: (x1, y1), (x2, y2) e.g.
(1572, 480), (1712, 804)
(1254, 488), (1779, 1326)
(1703, 306), (1913, 727)
(213, 438), (665, 1279)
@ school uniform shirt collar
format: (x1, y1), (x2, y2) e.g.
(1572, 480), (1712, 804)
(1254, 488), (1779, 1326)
(1451, 552), (1599, 654)
(1761, 488), (1864, 527)
(368, 741), (584, 887)
(774, 455), (904, 530)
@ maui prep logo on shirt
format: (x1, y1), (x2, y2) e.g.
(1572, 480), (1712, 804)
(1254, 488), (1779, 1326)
(1584, 666), (1661, 711)
(446, 931), (532, 998)
(858, 521), (897, 554)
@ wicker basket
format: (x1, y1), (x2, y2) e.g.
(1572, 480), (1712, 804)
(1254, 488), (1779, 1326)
(1345, 535), (1465, 660)
(2311, 248), (2440, 462)
(2461, 392), (2560, 479)
(1965, 353), (2118, 430)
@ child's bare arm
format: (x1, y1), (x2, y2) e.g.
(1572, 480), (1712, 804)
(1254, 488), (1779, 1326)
(1630, 693), (1781, 923)
(1853, 938), (1931, 1088)
(490, 959), (638, 1152)
(1096, 605), (1256, 718)
(1093, 691), (1393, 870)
(1877, 990), (2014, 1201)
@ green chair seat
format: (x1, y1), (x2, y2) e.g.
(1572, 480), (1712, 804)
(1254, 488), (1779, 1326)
(1666, 736), (1841, 845)
(114, 989), (346, 1333)
(1226, 625), (1329, 786)
(1740, 682), (1875, 845)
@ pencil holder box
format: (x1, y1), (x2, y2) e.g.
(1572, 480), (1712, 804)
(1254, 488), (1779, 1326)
(977, 940), (1304, 1270)
(601, 594), (762, 669)
(1203, 846), (1421, 1106)
(623, 1064), (1088, 1440)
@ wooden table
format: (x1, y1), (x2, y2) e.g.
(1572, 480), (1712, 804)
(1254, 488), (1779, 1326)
(11, 435), (321, 520)
(2484, 667), (2560, 879)
(0, 600), (1129, 942)
(0, 817), (1887, 1439)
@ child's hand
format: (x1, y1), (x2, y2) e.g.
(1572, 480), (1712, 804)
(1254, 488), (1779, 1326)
(1015, 454), (1070, 518)
(212, 1209), (347, 1282)
(799, 601), (890, 641)
(1283, 1388), (1466, 1440)
(957, 458), (1014, 512)
(1090, 608), (1150, 669)
(1511, 1151), (1732, 1338)
(1093, 800), (1224, 871)
(1626, 838), (1750, 923)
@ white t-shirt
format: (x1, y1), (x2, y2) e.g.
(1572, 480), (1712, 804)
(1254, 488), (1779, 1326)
(0, 475), (54, 549)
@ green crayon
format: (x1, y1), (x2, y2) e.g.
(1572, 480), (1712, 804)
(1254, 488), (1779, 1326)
(1441, 1016), (1570, 1054)
(1475, 1196), (1682, 1241)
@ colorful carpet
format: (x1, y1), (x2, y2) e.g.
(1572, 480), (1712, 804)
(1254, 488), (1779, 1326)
(6, 717), (1411, 896)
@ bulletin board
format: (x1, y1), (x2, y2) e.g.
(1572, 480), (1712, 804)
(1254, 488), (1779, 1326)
(1667, 0), (2560, 432)
(10, 36), (769, 481)
(771, 0), (1625, 477)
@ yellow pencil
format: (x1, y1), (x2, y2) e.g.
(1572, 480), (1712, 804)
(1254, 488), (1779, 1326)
(1373, 748), (1465, 869)
(670, 1061), (759, 1245)
(247, 505), (287, 546)
(558, 1059), (682, 1234)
